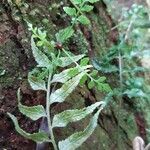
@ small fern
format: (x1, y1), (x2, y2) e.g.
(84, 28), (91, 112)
(7, 1), (112, 149)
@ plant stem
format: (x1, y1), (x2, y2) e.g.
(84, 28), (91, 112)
(117, 51), (123, 150)
(67, 1), (85, 37)
(62, 48), (95, 81)
(45, 2), (89, 149)
(46, 69), (58, 150)
(70, 0), (84, 15)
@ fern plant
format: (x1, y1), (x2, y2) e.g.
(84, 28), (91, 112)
(7, 0), (112, 149)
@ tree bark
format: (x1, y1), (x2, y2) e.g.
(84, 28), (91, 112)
(0, 0), (149, 149)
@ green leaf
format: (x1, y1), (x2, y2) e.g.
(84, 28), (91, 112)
(97, 83), (112, 92)
(37, 41), (43, 47)
(89, 0), (99, 3)
(88, 80), (95, 89)
(77, 15), (90, 25)
(124, 89), (146, 98)
(51, 65), (91, 83)
(31, 37), (50, 68)
(92, 59), (118, 73)
(0, 69), (5, 76)
(80, 57), (89, 66)
(56, 27), (74, 43)
(90, 70), (98, 77)
(52, 101), (105, 128)
(97, 77), (106, 82)
(19, 104), (46, 121)
(81, 5), (93, 12)
(79, 75), (88, 85)
(63, 7), (76, 16)
(17, 89), (46, 121)
(58, 106), (105, 150)
(58, 54), (85, 67)
(133, 78), (144, 88)
(28, 72), (47, 91)
(68, 68), (79, 77)
(126, 77), (144, 89)
(51, 68), (78, 83)
(7, 113), (50, 143)
(37, 29), (47, 39)
(83, 0), (99, 3)
(71, 0), (82, 4)
(50, 72), (88, 104)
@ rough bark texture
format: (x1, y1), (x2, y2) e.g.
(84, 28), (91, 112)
(0, 0), (149, 149)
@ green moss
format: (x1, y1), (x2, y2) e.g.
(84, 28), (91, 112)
(73, 29), (89, 54)
(0, 41), (20, 87)
(89, 12), (109, 59)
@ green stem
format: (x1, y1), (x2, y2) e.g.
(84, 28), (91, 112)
(119, 52), (123, 90)
(117, 50), (123, 150)
(46, 69), (58, 150)
(117, 15), (135, 148)
(67, 1), (85, 36)
(62, 48), (95, 81)
(45, 2), (88, 149)
(70, 0), (84, 16)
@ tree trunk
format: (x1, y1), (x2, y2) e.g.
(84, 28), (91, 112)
(0, 0), (149, 149)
